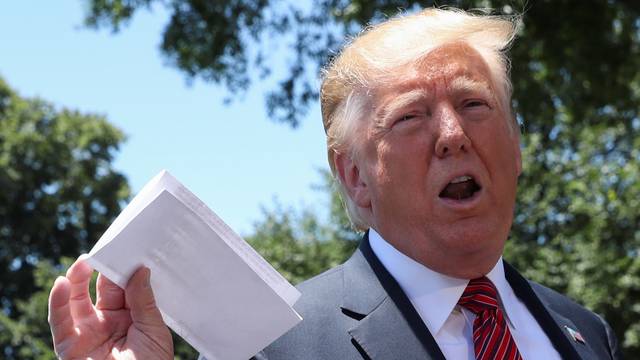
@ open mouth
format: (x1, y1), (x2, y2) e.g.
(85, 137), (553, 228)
(438, 175), (481, 201)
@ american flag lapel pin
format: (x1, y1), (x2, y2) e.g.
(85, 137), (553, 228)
(564, 325), (586, 344)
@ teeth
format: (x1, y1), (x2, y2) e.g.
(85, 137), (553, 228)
(450, 175), (472, 184)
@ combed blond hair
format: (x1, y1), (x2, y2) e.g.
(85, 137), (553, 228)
(321, 8), (521, 230)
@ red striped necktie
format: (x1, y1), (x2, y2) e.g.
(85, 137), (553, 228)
(458, 276), (523, 360)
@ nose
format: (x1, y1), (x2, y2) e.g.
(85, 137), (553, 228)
(434, 106), (471, 158)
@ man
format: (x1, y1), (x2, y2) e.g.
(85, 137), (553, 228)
(48, 8), (622, 360)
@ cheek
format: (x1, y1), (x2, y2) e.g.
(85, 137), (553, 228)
(384, 126), (435, 161)
(495, 136), (521, 175)
(482, 138), (520, 195)
(366, 126), (437, 197)
(369, 143), (396, 187)
(379, 141), (434, 200)
(474, 119), (517, 160)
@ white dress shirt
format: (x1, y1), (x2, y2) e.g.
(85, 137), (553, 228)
(368, 228), (562, 360)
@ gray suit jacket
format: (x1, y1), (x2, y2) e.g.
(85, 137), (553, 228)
(248, 232), (622, 359)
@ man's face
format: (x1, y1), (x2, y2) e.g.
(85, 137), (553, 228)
(339, 43), (521, 277)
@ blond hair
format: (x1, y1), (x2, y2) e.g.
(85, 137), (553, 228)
(321, 8), (521, 230)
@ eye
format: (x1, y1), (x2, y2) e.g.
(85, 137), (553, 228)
(463, 99), (490, 109)
(390, 113), (421, 129)
(398, 114), (418, 122)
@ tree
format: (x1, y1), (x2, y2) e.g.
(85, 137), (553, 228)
(247, 171), (359, 284)
(0, 77), (130, 358)
(0, 258), (72, 360)
(81, 0), (640, 354)
(80, 0), (640, 128)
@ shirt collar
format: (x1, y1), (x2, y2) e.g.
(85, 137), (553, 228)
(368, 228), (514, 335)
(484, 256), (518, 329)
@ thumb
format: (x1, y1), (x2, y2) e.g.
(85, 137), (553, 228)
(125, 267), (166, 328)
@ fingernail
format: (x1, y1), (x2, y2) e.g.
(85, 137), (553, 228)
(145, 267), (151, 287)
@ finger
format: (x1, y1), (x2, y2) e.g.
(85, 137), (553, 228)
(48, 276), (76, 345)
(96, 272), (125, 310)
(125, 267), (165, 328)
(65, 255), (96, 318)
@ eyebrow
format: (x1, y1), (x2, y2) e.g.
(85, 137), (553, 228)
(374, 76), (495, 126)
(375, 88), (430, 125)
(446, 77), (494, 100)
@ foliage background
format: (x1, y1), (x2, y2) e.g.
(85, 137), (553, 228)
(1, 0), (639, 358)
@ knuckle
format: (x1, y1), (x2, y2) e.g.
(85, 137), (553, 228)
(68, 292), (88, 302)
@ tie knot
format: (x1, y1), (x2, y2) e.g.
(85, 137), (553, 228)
(458, 276), (499, 315)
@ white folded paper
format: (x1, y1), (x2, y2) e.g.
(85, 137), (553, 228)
(86, 170), (302, 360)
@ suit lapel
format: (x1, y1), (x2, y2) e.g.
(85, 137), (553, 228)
(340, 235), (602, 359)
(543, 308), (602, 360)
(341, 233), (445, 360)
(505, 262), (599, 360)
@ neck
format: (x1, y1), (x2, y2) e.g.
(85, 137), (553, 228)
(370, 228), (503, 279)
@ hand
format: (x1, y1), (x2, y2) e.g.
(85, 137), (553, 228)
(48, 256), (174, 359)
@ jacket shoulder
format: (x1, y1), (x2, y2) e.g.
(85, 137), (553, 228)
(528, 281), (604, 327)
(295, 263), (346, 311)
(528, 281), (622, 359)
(257, 264), (364, 359)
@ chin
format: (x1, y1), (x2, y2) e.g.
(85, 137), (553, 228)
(440, 224), (507, 257)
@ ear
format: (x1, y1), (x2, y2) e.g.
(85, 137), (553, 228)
(333, 152), (372, 208)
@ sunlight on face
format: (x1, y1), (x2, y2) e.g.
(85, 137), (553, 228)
(351, 42), (521, 277)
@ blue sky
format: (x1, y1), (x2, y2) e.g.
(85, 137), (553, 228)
(0, 1), (330, 235)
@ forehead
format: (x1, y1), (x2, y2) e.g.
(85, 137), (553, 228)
(372, 42), (496, 103)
